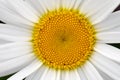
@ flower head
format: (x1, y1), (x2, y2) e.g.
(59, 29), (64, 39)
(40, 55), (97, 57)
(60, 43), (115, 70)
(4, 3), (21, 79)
(0, 0), (120, 80)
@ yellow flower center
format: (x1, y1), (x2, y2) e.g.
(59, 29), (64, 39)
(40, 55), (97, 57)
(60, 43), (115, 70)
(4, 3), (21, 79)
(32, 9), (96, 70)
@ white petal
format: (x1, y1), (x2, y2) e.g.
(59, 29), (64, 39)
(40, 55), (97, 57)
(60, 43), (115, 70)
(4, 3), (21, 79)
(39, 0), (55, 10)
(61, 71), (66, 80)
(37, 0), (61, 13)
(98, 70), (113, 80)
(82, 61), (103, 80)
(7, 0), (39, 22)
(94, 43), (120, 63)
(53, 0), (61, 9)
(25, 0), (44, 15)
(56, 70), (61, 80)
(0, 42), (32, 61)
(62, 0), (77, 9)
(0, 0), (6, 4)
(97, 30), (120, 43)
(77, 68), (87, 80)
(44, 0), (61, 10)
(0, 24), (31, 41)
(0, 3), (32, 26)
(73, 0), (82, 9)
(26, 66), (46, 80)
(95, 11), (120, 32)
(0, 24), (31, 36)
(0, 34), (31, 42)
(40, 68), (56, 80)
(25, 71), (36, 80)
(0, 53), (35, 77)
(90, 52), (120, 80)
(0, 39), (9, 44)
(64, 70), (81, 80)
(34, 0), (48, 13)
(7, 59), (42, 80)
(80, 0), (120, 24)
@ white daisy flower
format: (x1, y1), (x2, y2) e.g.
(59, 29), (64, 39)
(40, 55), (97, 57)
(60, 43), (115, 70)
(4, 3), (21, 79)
(0, 0), (120, 80)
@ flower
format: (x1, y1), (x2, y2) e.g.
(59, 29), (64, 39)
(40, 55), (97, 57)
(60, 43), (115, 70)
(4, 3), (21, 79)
(0, 0), (120, 80)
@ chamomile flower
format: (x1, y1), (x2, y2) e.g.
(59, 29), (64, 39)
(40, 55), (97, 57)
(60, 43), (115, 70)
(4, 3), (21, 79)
(0, 0), (120, 80)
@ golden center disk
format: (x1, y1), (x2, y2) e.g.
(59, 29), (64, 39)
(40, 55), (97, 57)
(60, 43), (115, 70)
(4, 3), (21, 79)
(32, 9), (96, 70)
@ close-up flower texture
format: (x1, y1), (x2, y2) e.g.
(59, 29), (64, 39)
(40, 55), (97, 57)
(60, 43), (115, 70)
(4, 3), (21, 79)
(0, 0), (120, 80)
